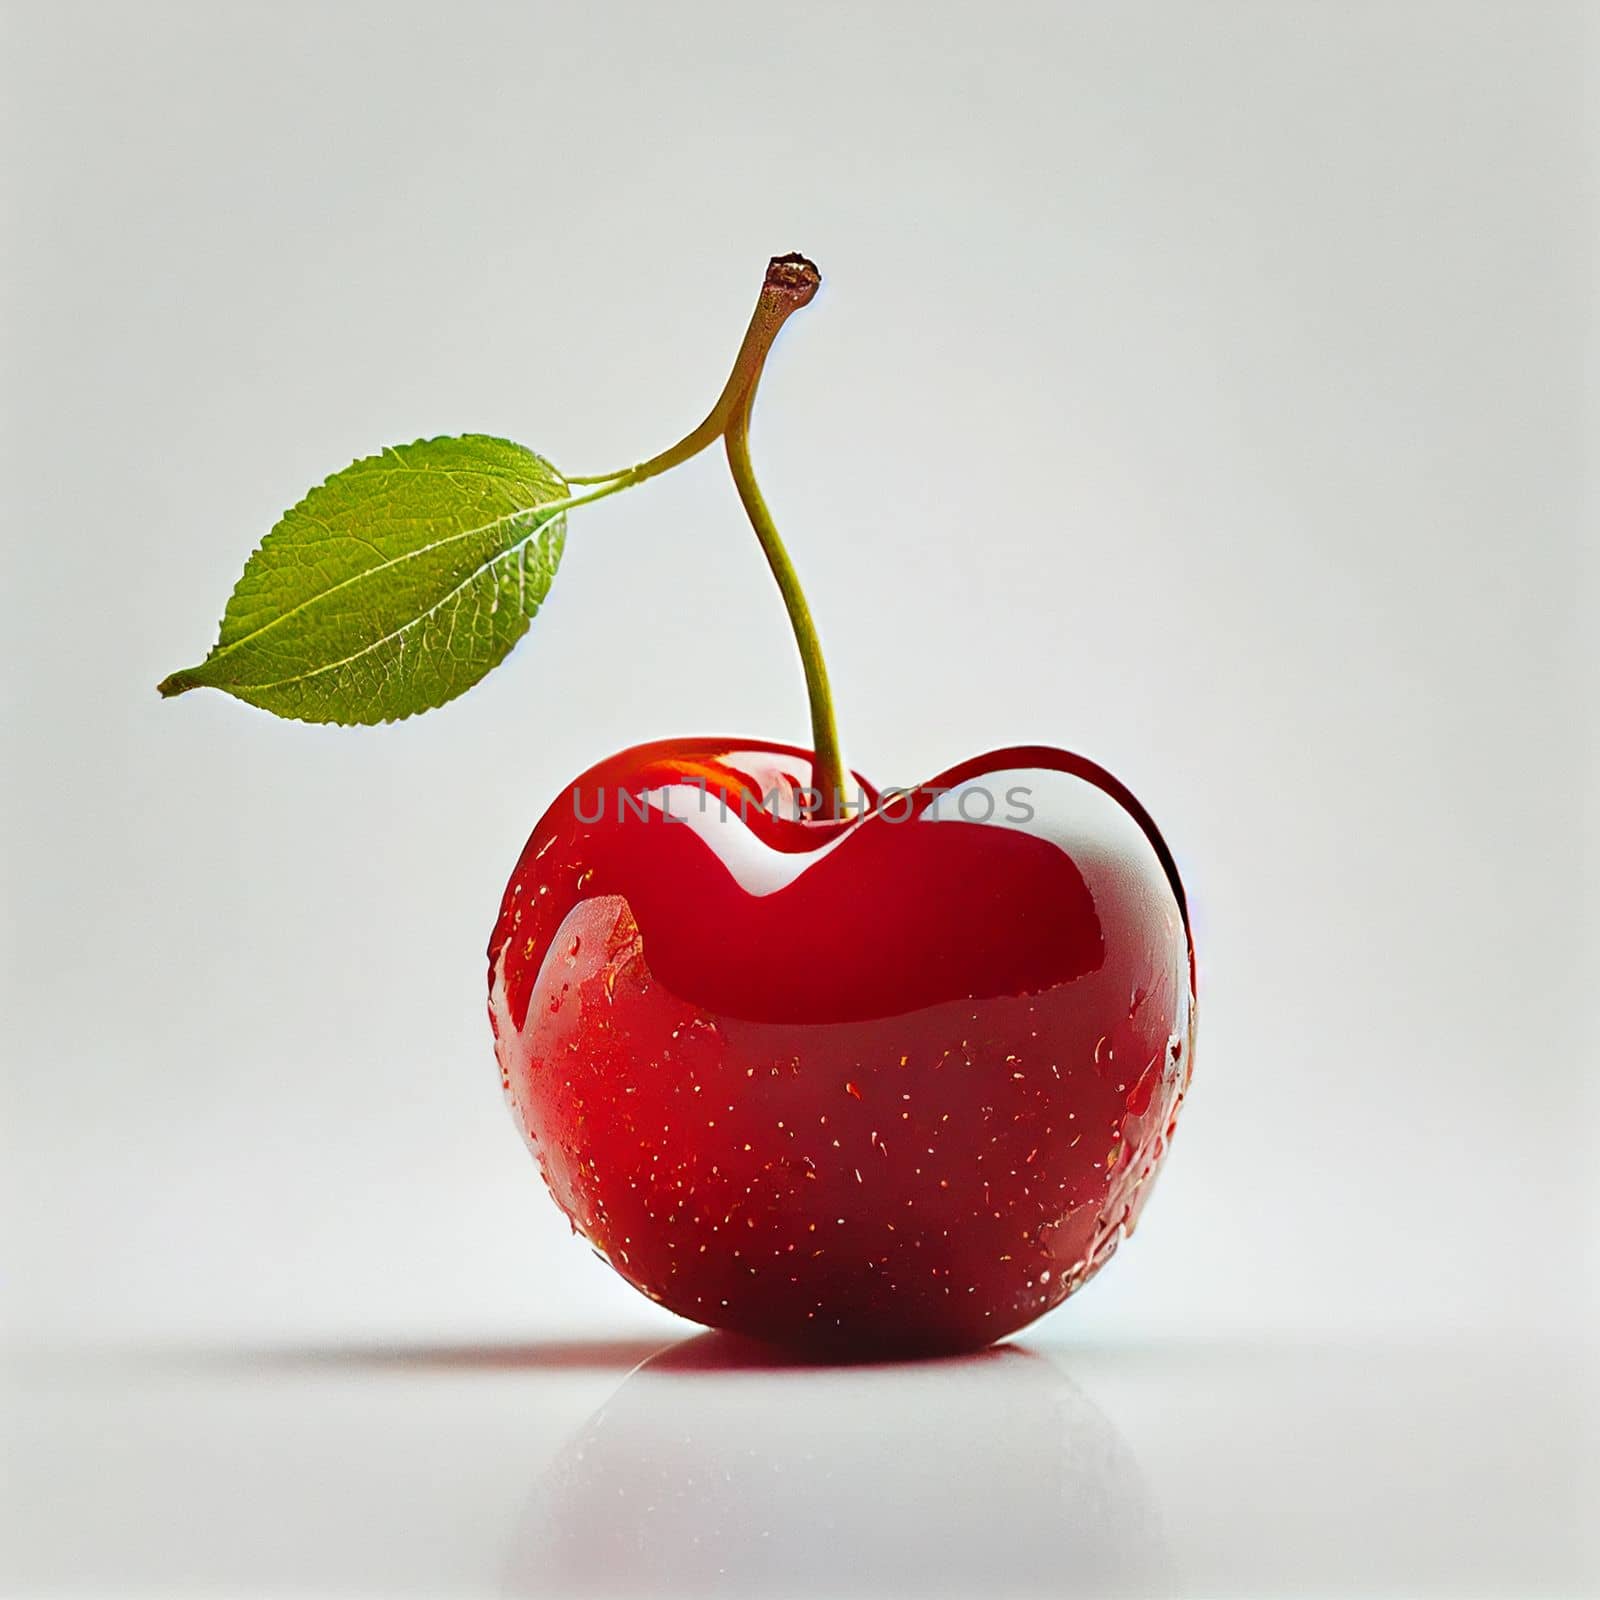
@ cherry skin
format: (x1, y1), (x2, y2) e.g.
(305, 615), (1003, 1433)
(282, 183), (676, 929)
(488, 740), (1194, 1354)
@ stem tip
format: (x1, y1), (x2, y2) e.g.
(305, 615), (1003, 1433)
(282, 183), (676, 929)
(765, 252), (821, 307)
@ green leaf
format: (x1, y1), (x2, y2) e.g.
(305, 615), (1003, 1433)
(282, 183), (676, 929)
(158, 435), (569, 724)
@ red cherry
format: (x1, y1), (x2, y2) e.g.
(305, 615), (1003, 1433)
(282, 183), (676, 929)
(158, 250), (1196, 1353)
(489, 740), (1194, 1355)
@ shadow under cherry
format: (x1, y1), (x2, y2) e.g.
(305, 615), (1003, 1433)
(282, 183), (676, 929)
(506, 1331), (1168, 1598)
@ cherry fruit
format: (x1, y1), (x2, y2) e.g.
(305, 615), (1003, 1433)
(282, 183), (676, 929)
(490, 740), (1192, 1353)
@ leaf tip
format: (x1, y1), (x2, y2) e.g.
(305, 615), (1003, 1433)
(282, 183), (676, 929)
(156, 669), (199, 700)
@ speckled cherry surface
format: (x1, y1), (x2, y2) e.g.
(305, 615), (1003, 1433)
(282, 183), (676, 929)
(489, 740), (1194, 1354)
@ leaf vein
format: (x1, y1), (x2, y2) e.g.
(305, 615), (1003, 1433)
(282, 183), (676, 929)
(233, 519), (560, 694)
(207, 485), (560, 665)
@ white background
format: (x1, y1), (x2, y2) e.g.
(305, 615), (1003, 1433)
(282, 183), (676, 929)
(2, 3), (1593, 1595)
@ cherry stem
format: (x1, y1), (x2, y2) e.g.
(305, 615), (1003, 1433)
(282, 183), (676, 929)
(567, 254), (849, 818)
(723, 379), (849, 816)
